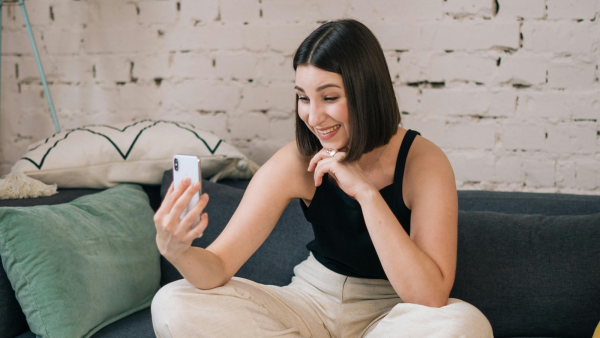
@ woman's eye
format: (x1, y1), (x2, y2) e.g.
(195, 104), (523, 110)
(325, 97), (339, 102)
(298, 97), (309, 102)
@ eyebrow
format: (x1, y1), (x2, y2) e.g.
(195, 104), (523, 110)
(294, 84), (341, 92)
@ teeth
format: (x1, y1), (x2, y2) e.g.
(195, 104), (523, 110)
(317, 125), (340, 135)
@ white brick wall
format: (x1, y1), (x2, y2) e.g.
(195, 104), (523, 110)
(1, 0), (598, 194)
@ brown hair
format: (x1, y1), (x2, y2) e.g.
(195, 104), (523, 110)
(292, 19), (400, 162)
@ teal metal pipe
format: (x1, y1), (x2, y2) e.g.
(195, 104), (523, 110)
(19, 0), (61, 133)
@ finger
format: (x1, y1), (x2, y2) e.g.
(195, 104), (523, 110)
(313, 158), (334, 186)
(186, 213), (208, 241)
(168, 181), (202, 224)
(308, 148), (342, 172)
(307, 150), (327, 172)
(161, 177), (192, 214)
(175, 192), (209, 236)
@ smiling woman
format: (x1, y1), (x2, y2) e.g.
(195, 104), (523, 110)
(151, 19), (494, 338)
(292, 21), (400, 163)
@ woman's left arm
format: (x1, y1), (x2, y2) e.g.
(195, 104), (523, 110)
(357, 146), (458, 308)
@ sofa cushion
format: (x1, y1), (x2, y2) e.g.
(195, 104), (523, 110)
(0, 184), (160, 338)
(458, 190), (600, 216)
(11, 119), (257, 189)
(450, 210), (600, 338)
(159, 170), (315, 287)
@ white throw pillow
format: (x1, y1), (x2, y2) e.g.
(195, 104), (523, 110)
(11, 119), (259, 189)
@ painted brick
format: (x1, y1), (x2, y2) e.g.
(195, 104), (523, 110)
(9, 0), (53, 28)
(162, 81), (241, 111)
(447, 152), (495, 182)
(172, 53), (215, 79)
(522, 21), (595, 54)
(137, 1), (178, 24)
(50, 1), (90, 27)
(430, 53), (498, 83)
(89, 0), (138, 26)
(42, 28), (82, 55)
(443, 0), (493, 16)
(546, 0), (598, 20)
(501, 124), (546, 150)
(523, 158), (555, 188)
(84, 25), (164, 54)
(2, 30), (42, 55)
(214, 52), (261, 80)
(571, 90), (600, 119)
(516, 91), (572, 119)
(420, 87), (516, 117)
(179, 0), (219, 24)
(556, 160), (576, 189)
(220, 0), (261, 22)
(90, 55), (131, 83)
(432, 21), (520, 51)
(179, 113), (229, 138)
(397, 51), (432, 83)
(372, 0), (444, 21)
(229, 113), (270, 139)
(47, 56), (94, 83)
(269, 118), (296, 141)
(446, 123), (495, 149)
(0, 1), (598, 194)
(346, 0), (377, 22)
(495, 155), (523, 183)
(496, 0), (545, 20)
(259, 54), (295, 82)
(546, 124), (597, 154)
(131, 54), (171, 81)
(400, 116), (448, 147)
(315, 0), (352, 22)
(371, 23), (435, 51)
(51, 84), (121, 112)
(574, 160), (600, 189)
(496, 54), (548, 85)
(239, 84), (295, 112)
(396, 85), (420, 114)
(9, 56), (46, 81)
(547, 60), (596, 89)
(243, 25), (270, 52)
(261, 0), (320, 23)
(268, 24), (318, 54)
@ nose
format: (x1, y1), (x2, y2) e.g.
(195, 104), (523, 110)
(307, 101), (327, 128)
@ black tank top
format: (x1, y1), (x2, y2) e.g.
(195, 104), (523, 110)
(300, 129), (421, 279)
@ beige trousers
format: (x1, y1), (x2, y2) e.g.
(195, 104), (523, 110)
(152, 253), (493, 338)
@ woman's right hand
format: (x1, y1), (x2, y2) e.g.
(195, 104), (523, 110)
(153, 177), (209, 263)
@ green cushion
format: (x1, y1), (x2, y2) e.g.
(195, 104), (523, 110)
(0, 184), (160, 338)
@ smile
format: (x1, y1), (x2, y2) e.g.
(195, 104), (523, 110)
(316, 125), (341, 135)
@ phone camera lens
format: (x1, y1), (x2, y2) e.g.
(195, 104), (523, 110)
(174, 158), (179, 171)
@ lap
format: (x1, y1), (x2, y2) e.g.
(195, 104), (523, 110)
(151, 277), (330, 338)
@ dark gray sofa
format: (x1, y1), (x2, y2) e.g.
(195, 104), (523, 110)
(1, 173), (599, 338)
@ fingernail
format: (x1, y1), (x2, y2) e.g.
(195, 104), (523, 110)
(193, 182), (200, 189)
(183, 177), (190, 184)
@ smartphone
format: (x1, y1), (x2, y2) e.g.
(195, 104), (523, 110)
(173, 154), (203, 237)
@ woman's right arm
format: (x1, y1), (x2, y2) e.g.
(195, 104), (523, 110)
(153, 141), (311, 290)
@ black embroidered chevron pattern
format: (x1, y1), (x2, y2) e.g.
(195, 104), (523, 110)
(21, 119), (223, 170)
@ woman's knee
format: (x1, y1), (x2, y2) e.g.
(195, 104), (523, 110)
(151, 279), (194, 330)
(443, 299), (494, 337)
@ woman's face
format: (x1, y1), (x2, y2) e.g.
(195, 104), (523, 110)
(295, 65), (350, 151)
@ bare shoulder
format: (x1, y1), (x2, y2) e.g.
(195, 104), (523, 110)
(403, 134), (457, 211)
(251, 140), (315, 201)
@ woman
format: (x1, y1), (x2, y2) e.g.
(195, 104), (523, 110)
(152, 19), (493, 338)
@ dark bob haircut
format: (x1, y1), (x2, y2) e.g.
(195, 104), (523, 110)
(293, 19), (401, 162)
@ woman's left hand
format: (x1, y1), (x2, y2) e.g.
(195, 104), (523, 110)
(308, 148), (376, 200)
